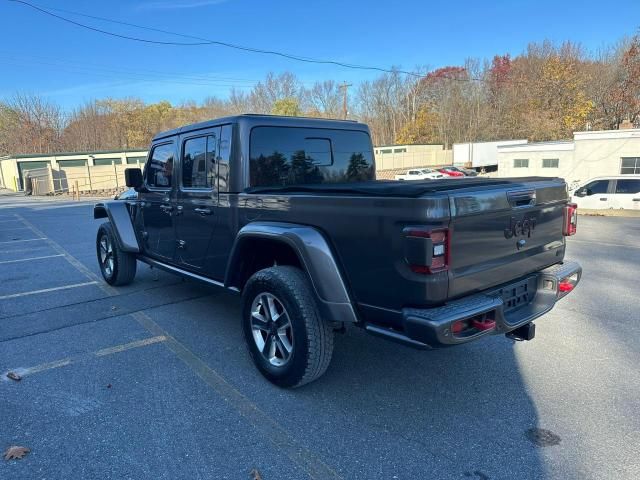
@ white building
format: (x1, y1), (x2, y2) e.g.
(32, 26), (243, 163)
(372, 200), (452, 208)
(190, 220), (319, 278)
(453, 139), (528, 170)
(496, 129), (640, 189)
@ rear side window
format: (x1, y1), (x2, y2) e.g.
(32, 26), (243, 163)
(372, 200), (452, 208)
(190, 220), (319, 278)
(146, 143), (175, 188)
(249, 127), (374, 187)
(615, 179), (640, 193)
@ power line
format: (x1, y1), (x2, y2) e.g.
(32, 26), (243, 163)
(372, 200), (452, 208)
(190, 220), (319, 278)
(8, 0), (435, 79)
(6, 1), (543, 88)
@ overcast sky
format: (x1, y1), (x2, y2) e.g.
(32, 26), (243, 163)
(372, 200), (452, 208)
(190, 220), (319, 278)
(1, 0), (638, 109)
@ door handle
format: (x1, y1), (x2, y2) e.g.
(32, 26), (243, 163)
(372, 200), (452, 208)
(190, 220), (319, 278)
(633, 198), (640, 202)
(194, 207), (212, 216)
(599, 198), (607, 201)
(160, 204), (173, 213)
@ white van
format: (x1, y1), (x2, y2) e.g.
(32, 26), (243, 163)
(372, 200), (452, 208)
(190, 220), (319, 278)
(571, 176), (640, 210)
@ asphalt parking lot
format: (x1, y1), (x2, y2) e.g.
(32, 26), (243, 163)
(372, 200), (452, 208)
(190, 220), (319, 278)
(1, 193), (639, 480)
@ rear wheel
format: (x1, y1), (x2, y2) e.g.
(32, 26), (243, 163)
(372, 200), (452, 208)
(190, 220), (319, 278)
(96, 222), (137, 286)
(242, 266), (334, 388)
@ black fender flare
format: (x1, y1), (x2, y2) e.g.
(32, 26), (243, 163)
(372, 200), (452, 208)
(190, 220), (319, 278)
(226, 222), (358, 324)
(93, 201), (140, 253)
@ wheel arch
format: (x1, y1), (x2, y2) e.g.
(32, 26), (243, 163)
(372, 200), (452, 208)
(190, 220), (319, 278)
(93, 201), (140, 253)
(225, 222), (358, 324)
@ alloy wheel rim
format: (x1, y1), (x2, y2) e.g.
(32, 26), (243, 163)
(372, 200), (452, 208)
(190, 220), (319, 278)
(250, 293), (294, 367)
(99, 234), (114, 277)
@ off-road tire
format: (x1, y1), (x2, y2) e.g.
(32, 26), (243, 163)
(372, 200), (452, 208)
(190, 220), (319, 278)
(242, 266), (334, 388)
(96, 221), (137, 286)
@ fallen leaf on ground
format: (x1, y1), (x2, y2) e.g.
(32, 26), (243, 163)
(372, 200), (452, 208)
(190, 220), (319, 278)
(6, 372), (21, 381)
(4, 446), (30, 461)
(249, 468), (263, 480)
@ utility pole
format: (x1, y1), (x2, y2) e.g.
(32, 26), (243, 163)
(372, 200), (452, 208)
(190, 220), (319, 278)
(339, 81), (353, 119)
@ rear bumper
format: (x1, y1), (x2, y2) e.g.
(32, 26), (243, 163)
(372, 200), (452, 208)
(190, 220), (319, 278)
(367, 260), (581, 348)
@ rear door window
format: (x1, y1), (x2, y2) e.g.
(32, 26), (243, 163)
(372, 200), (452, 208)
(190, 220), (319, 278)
(615, 179), (640, 194)
(182, 136), (208, 189)
(249, 127), (374, 187)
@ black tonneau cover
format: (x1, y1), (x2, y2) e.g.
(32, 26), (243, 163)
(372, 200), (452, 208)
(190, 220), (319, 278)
(245, 177), (562, 198)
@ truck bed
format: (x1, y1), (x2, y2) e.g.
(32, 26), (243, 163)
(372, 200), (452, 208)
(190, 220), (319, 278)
(245, 177), (560, 197)
(239, 176), (569, 328)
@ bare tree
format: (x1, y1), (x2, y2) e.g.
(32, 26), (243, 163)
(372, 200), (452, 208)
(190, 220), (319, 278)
(307, 80), (342, 118)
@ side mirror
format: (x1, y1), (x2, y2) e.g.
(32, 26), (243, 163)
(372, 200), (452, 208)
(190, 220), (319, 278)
(574, 188), (587, 197)
(125, 168), (143, 189)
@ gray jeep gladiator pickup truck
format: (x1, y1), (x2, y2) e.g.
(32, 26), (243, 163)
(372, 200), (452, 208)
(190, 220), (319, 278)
(94, 114), (581, 387)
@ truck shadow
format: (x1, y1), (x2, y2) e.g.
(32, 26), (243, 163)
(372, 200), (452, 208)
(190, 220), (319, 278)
(312, 327), (548, 478)
(160, 288), (549, 480)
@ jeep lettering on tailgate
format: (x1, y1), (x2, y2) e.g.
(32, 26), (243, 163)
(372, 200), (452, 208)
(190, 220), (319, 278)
(504, 216), (537, 239)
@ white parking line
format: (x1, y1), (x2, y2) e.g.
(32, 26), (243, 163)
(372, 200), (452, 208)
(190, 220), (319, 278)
(0, 254), (64, 264)
(3, 336), (167, 379)
(0, 226), (31, 231)
(0, 237), (46, 244)
(0, 281), (98, 300)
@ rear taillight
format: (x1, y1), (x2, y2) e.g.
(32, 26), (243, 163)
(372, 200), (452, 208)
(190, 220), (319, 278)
(558, 272), (579, 298)
(404, 227), (449, 274)
(563, 203), (577, 236)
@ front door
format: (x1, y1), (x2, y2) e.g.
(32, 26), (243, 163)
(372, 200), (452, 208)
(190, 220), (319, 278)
(574, 179), (612, 209)
(139, 142), (177, 261)
(174, 129), (220, 271)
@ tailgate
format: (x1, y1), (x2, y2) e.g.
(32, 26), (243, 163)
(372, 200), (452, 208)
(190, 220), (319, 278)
(447, 179), (568, 299)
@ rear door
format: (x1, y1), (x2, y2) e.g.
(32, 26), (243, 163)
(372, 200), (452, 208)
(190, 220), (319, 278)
(611, 179), (640, 210)
(174, 128), (220, 271)
(447, 180), (568, 298)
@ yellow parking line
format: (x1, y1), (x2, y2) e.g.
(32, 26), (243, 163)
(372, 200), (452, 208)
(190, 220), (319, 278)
(9, 214), (343, 479)
(95, 336), (167, 356)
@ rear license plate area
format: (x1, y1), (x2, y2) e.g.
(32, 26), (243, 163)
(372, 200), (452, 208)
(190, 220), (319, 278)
(492, 276), (537, 315)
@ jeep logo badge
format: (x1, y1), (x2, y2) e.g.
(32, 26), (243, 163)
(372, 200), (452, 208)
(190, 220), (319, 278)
(504, 216), (536, 239)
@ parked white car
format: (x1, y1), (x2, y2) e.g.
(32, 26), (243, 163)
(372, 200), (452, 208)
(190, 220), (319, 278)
(571, 176), (640, 210)
(395, 168), (445, 181)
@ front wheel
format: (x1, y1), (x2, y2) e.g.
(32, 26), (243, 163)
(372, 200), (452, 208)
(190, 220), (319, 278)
(96, 222), (137, 286)
(242, 266), (334, 388)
